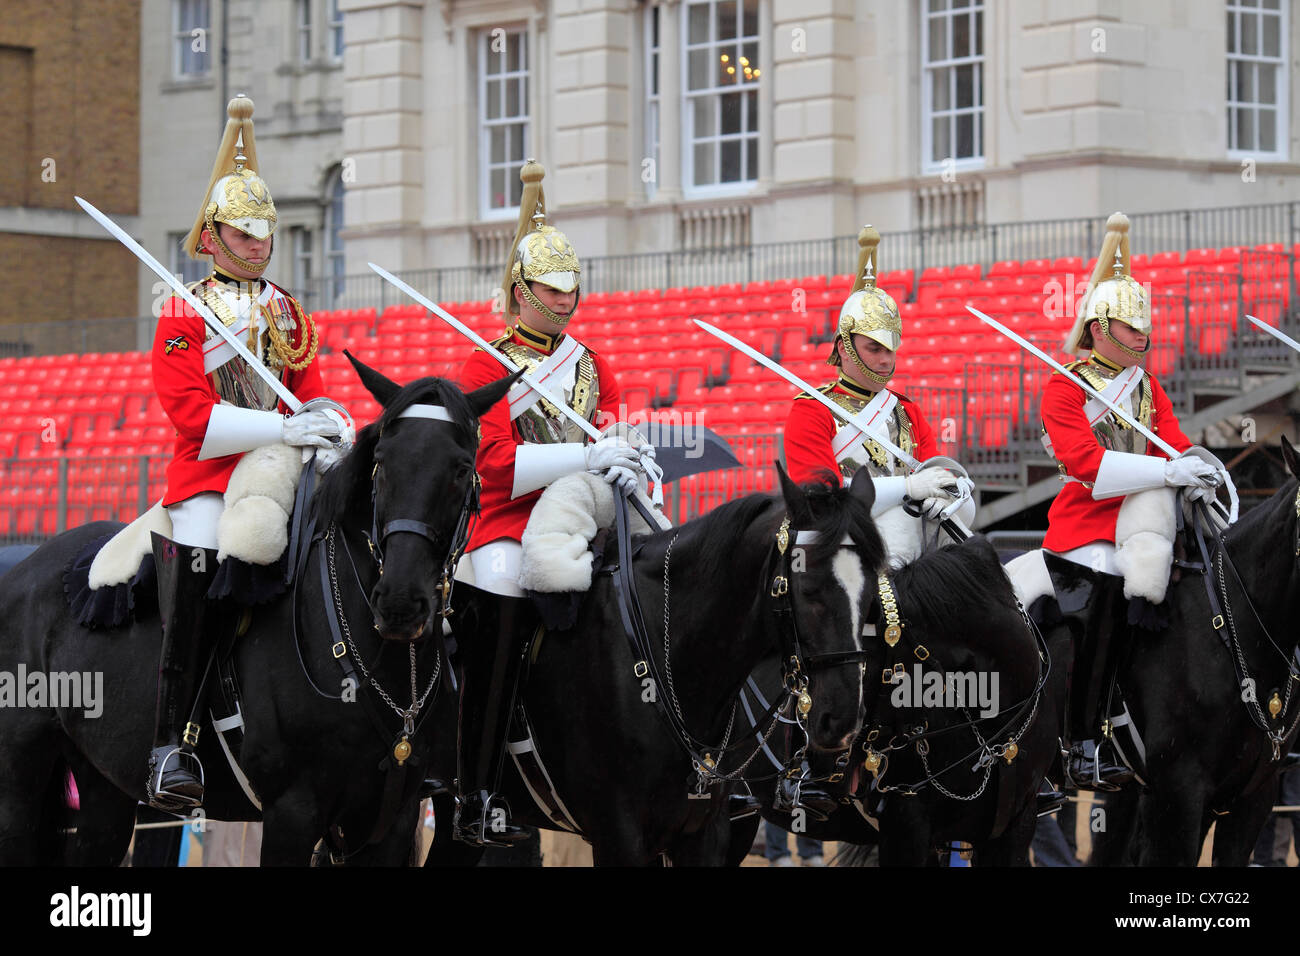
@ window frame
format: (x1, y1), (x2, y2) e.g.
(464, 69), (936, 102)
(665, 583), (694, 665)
(325, 171), (346, 303)
(172, 0), (211, 80)
(920, 0), (986, 175)
(1226, 0), (1288, 161)
(297, 0), (314, 64)
(478, 27), (531, 220)
(167, 231), (208, 286)
(644, 3), (661, 200)
(329, 0), (344, 63)
(680, 0), (762, 198)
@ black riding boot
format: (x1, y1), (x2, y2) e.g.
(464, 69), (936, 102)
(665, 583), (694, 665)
(772, 748), (848, 822)
(1065, 737), (1134, 792)
(146, 533), (219, 812)
(454, 593), (535, 847)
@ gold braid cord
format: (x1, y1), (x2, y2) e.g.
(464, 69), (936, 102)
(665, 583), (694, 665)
(202, 280), (318, 372)
(267, 295), (318, 371)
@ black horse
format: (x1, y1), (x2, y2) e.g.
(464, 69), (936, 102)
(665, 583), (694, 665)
(1040, 439), (1300, 866)
(736, 533), (1058, 866)
(0, 359), (517, 865)
(430, 465), (886, 866)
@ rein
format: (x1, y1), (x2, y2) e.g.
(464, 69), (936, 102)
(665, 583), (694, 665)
(610, 497), (870, 791)
(855, 591), (1052, 801)
(1187, 496), (1300, 760)
(282, 400), (481, 855)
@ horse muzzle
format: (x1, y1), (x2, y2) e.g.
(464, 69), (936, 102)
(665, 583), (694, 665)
(372, 595), (434, 643)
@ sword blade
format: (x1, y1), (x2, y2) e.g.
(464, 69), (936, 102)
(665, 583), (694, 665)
(967, 305), (1182, 460)
(693, 319), (921, 471)
(367, 262), (668, 529)
(76, 196), (302, 413)
(1245, 314), (1300, 355)
(367, 262), (599, 442)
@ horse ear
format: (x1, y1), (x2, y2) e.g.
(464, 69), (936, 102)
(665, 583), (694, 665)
(346, 350), (401, 407)
(776, 461), (814, 526)
(847, 464), (877, 513)
(464, 369), (525, 419)
(1282, 435), (1300, 481)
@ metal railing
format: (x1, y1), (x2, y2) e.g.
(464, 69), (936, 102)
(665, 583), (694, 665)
(0, 453), (164, 543)
(7, 200), (1296, 356)
(296, 199), (1300, 312)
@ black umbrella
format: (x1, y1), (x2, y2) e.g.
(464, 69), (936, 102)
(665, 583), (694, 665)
(628, 422), (742, 484)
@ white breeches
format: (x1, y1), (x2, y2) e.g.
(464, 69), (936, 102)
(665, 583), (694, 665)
(467, 540), (525, 597)
(166, 492), (224, 550)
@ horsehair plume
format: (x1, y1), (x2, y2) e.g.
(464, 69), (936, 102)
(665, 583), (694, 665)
(183, 95), (260, 260)
(849, 225), (881, 295)
(1066, 211), (1132, 353)
(501, 159), (548, 317)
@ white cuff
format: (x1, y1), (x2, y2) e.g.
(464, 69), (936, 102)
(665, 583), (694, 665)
(1091, 450), (1168, 500)
(510, 442), (588, 498)
(870, 476), (908, 516)
(198, 405), (284, 461)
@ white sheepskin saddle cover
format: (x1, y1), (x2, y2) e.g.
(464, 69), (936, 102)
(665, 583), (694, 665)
(87, 443), (303, 589)
(519, 472), (658, 593)
(1113, 486), (1178, 604)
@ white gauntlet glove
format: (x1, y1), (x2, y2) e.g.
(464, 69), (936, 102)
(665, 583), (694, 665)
(1165, 455), (1220, 504)
(282, 410), (345, 450)
(904, 467), (974, 520)
(585, 436), (642, 474)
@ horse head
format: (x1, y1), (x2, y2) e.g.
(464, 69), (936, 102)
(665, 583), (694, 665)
(313, 353), (520, 642)
(774, 463), (886, 753)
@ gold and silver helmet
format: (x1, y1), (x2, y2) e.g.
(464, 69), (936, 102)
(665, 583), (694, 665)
(501, 159), (581, 327)
(828, 225), (901, 387)
(182, 95), (278, 276)
(1064, 212), (1151, 360)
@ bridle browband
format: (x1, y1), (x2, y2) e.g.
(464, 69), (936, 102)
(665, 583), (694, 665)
(363, 403), (481, 633)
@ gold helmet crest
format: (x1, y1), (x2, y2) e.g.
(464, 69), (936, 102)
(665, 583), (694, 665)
(501, 160), (581, 326)
(182, 96), (278, 275)
(828, 225), (902, 387)
(1065, 212), (1151, 359)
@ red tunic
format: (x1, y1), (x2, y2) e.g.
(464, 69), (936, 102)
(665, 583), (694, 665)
(459, 331), (622, 551)
(1041, 370), (1192, 553)
(152, 281), (325, 506)
(783, 383), (939, 487)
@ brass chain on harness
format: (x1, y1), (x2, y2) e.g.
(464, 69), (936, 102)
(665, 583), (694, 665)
(327, 525), (441, 763)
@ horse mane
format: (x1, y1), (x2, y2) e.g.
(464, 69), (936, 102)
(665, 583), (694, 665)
(892, 534), (1012, 632)
(1223, 474), (1299, 548)
(662, 493), (778, 586)
(651, 480), (886, 586)
(311, 376), (479, 528)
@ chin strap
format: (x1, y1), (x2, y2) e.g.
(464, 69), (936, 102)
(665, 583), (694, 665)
(839, 332), (893, 388)
(513, 267), (576, 328)
(204, 205), (270, 276)
(1095, 315), (1151, 362)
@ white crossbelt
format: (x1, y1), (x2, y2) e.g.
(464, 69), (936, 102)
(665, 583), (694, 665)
(506, 336), (587, 421)
(1082, 364), (1144, 427)
(1042, 365), (1144, 460)
(202, 283), (280, 374)
(831, 388), (898, 468)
